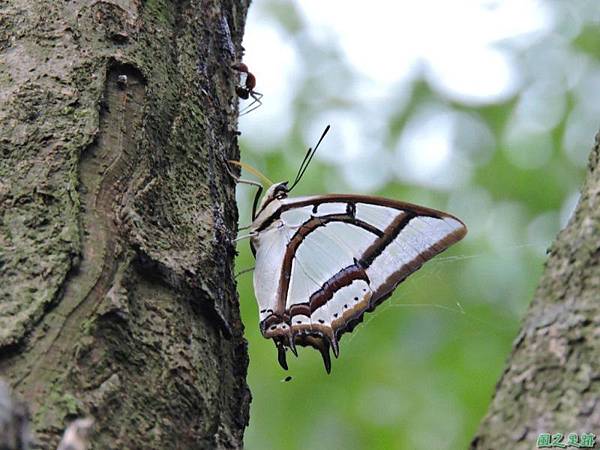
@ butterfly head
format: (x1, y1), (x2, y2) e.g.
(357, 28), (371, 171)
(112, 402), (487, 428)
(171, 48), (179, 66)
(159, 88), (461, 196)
(256, 181), (289, 213)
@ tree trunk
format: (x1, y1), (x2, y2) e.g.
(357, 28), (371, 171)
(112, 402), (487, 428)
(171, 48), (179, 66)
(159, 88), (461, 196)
(0, 1), (251, 448)
(471, 134), (600, 448)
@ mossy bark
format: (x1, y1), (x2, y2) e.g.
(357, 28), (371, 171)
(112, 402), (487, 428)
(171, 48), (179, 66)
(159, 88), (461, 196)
(471, 134), (600, 448)
(0, 0), (251, 448)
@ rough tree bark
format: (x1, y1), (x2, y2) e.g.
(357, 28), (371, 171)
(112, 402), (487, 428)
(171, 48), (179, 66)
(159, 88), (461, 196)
(0, 0), (251, 448)
(471, 134), (600, 449)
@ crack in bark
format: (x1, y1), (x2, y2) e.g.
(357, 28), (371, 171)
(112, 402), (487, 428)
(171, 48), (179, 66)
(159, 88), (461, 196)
(13, 66), (145, 407)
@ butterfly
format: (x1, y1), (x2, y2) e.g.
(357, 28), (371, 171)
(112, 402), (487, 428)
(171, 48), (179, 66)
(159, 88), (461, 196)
(231, 126), (467, 373)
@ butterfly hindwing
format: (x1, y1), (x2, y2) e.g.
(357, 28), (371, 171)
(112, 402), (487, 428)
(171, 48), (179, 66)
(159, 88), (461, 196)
(250, 194), (466, 373)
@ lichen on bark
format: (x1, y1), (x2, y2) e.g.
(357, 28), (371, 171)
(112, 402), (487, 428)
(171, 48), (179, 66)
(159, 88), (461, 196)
(0, 0), (251, 448)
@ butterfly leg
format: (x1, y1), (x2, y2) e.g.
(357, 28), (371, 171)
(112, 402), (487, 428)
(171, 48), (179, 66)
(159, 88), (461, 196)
(234, 232), (258, 242)
(234, 266), (255, 278)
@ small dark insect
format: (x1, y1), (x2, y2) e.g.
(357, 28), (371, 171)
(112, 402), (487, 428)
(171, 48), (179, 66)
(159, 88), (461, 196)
(282, 376), (293, 382)
(231, 62), (263, 115)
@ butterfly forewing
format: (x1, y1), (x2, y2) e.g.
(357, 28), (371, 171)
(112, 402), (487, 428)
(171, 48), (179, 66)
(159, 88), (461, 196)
(250, 194), (467, 373)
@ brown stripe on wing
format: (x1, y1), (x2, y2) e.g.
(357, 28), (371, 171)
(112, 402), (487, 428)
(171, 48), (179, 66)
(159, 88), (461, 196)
(275, 213), (382, 315)
(269, 266), (372, 332)
(359, 212), (416, 268)
(368, 222), (467, 305)
(289, 277), (373, 358)
(288, 263), (369, 314)
(256, 194), (451, 232)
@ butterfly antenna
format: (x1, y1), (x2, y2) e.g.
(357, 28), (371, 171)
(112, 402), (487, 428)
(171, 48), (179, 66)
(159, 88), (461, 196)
(293, 147), (314, 185)
(288, 125), (330, 192)
(289, 147), (313, 191)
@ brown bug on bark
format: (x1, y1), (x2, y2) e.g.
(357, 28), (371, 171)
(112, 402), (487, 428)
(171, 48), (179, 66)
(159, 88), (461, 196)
(232, 62), (263, 115)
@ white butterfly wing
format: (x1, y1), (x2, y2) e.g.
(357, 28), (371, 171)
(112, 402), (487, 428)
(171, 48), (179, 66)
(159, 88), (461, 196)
(250, 194), (466, 373)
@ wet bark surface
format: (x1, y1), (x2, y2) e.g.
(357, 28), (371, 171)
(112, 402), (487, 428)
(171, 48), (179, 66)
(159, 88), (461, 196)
(0, 1), (251, 448)
(471, 135), (600, 449)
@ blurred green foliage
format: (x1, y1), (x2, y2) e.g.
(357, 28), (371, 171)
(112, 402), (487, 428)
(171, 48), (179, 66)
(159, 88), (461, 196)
(234, 2), (594, 449)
